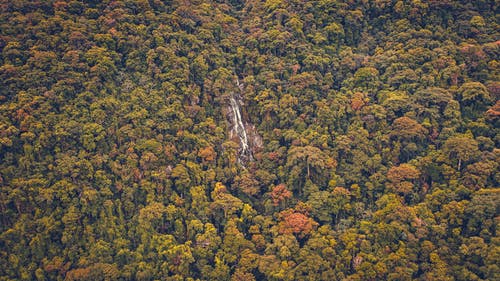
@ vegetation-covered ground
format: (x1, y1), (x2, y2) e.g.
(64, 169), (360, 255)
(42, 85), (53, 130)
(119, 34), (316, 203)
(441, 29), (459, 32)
(0, 0), (499, 280)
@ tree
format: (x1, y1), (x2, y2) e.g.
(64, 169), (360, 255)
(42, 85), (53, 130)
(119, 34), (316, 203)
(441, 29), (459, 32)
(233, 171), (260, 197)
(387, 164), (421, 195)
(65, 263), (119, 281)
(464, 189), (499, 238)
(221, 218), (254, 264)
(391, 117), (427, 142)
(442, 135), (480, 171)
(0, 0), (498, 279)
(458, 82), (492, 118)
(286, 145), (336, 192)
(270, 184), (292, 208)
(353, 67), (380, 90)
(485, 100), (500, 120)
(211, 182), (244, 219)
(277, 208), (318, 239)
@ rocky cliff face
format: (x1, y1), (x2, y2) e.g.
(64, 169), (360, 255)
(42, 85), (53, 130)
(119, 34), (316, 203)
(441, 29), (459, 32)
(225, 80), (262, 166)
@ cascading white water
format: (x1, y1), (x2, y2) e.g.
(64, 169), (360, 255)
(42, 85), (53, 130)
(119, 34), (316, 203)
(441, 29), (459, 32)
(224, 78), (262, 165)
(229, 94), (253, 163)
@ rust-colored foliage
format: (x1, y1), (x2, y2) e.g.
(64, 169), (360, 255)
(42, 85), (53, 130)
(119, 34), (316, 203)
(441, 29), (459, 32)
(391, 116), (427, 140)
(486, 100), (500, 118)
(387, 164), (420, 184)
(350, 92), (366, 111)
(198, 146), (217, 162)
(0, 1), (497, 280)
(270, 184), (292, 206)
(278, 209), (318, 238)
(387, 164), (421, 194)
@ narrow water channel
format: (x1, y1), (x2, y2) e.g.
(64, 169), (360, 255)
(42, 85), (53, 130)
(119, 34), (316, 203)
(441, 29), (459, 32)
(228, 93), (253, 164)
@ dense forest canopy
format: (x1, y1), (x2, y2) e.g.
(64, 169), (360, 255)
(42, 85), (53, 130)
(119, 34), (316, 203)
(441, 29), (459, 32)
(0, 0), (499, 280)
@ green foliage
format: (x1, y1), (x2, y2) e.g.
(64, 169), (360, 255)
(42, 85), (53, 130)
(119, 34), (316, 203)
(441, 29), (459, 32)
(0, 0), (498, 280)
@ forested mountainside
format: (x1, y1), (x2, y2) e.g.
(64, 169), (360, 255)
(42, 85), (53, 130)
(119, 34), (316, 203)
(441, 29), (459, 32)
(0, 0), (499, 280)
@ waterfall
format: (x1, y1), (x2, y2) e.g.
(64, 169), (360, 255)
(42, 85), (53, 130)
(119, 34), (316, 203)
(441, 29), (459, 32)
(225, 78), (262, 165)
(229, 93), (253, 163)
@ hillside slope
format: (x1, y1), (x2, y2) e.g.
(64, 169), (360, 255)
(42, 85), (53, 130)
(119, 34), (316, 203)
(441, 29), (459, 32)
(0, 1), (499, 280)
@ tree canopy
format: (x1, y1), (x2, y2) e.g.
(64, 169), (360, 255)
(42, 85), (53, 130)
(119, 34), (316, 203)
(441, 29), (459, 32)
(0, 0), (499, 280)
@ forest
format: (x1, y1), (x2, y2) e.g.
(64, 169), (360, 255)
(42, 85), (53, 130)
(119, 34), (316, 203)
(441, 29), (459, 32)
(0, 0), (499, 280)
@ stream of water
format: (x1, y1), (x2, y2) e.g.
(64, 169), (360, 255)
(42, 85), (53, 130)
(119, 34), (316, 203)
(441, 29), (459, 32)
(228, 93), (253, 164)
